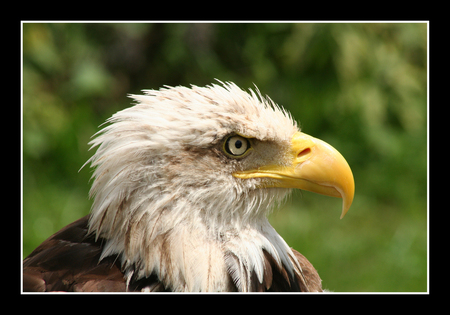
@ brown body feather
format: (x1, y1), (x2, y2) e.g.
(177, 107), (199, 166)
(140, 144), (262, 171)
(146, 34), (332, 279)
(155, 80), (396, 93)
(23, 216), (322, 292)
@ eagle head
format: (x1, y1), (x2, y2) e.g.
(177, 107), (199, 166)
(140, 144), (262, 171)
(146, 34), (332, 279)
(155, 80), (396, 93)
(84, 81), (354, 291)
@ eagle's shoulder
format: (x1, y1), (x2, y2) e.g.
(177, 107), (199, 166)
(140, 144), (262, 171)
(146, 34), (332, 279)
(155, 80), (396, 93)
(291, 248), (323, 292)
(23, 216), (127, 292)
(257, 248), (323, 292)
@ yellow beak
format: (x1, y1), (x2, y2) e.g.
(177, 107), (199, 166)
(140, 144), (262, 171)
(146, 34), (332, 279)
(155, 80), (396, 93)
(233, 132), (355, 219)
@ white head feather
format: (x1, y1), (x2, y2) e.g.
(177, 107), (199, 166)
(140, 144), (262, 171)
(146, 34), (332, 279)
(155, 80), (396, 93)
(83, 81), (302, 291)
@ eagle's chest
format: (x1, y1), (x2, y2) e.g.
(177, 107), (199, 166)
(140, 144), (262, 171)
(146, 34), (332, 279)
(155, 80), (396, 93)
(124, 221), (235, 292)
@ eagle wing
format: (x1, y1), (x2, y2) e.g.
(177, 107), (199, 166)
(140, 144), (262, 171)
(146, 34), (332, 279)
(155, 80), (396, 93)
(23, 216), (128, 292)
(257, 247), (322, 292)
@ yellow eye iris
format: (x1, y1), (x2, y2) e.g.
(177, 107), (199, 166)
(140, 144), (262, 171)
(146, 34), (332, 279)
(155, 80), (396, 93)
(224, 135), (252, 158)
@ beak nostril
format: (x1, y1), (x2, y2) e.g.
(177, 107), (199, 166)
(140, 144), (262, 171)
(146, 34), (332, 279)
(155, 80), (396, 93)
(297, 148), (311, 159)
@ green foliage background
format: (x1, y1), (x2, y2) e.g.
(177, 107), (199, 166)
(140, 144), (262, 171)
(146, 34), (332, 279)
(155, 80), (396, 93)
(22, 22), (427, 292)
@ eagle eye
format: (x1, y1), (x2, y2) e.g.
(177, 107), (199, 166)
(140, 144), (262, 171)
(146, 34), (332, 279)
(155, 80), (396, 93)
(224, 135), (251, 158)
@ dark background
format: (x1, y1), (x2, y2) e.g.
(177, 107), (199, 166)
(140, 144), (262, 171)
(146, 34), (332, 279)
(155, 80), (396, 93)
(22, 22), (427, 292)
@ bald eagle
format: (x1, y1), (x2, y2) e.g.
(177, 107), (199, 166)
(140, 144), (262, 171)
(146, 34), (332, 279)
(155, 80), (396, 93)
(23, 81), (354, 292)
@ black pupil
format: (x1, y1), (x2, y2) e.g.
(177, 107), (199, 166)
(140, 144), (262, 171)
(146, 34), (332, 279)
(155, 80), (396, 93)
(235, 140), (242, 149)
